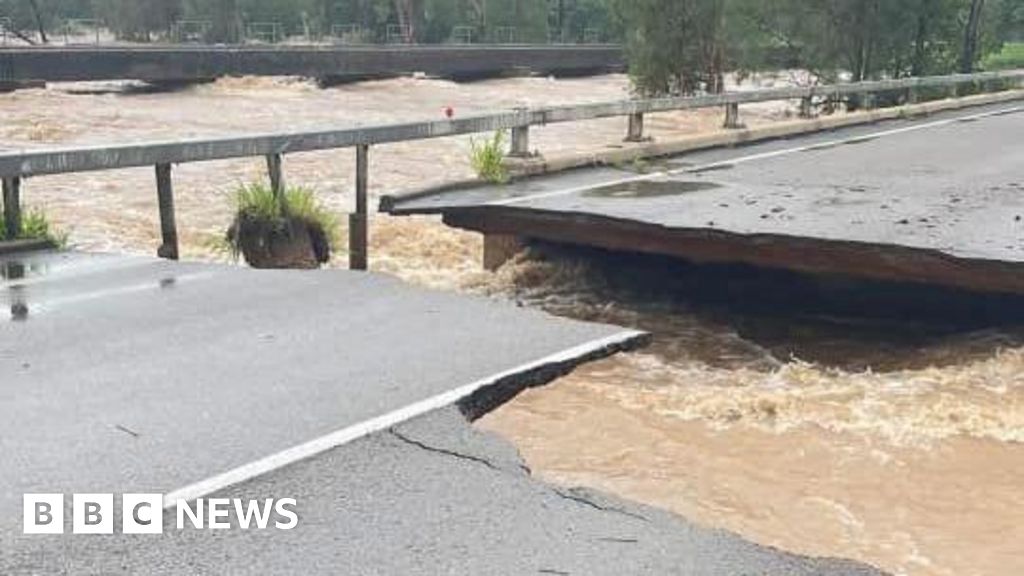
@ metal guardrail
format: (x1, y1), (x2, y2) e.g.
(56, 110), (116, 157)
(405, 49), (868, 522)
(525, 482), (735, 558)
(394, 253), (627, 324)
(1, 69), (1021, 268)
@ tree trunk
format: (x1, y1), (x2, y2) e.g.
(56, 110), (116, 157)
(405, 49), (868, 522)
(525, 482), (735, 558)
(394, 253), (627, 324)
(27, 0), (48, 43)
(911, 1), (931, 76)
(960, 0), (986, 73)
(393, 0), (420, 43)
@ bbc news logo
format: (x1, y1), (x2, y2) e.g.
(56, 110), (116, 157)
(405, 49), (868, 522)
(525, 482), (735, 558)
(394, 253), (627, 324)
(23, 494), (298, 534)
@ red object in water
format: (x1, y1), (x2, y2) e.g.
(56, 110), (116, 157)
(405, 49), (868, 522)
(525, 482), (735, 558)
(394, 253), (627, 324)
(443, 106), (454, 119)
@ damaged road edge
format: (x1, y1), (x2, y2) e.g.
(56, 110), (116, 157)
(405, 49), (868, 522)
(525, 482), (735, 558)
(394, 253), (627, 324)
(161, 329), (650, 507)
(456, 330), (652, 421)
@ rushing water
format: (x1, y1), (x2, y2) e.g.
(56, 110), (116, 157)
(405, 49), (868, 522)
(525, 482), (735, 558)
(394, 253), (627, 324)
(477, 245), (1024, 576)
(4, 76), (1021, 576)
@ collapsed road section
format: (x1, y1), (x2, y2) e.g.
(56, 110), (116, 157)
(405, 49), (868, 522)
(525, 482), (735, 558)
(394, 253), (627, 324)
(0, 249), (888, 574)
(0, 249), (643, 525)
(384, 101), (1024, 296)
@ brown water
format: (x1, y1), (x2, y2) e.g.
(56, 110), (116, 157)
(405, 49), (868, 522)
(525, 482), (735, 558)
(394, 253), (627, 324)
(4, 75), (1022, 576)
(478, 248), (1024, 576)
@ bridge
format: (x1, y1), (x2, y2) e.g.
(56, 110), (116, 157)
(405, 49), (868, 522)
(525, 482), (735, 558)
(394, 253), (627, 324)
(0, 44), (624, 84)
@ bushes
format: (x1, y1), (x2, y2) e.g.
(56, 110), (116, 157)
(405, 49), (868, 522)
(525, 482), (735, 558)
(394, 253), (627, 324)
(0, 207), (67, 247)
(984, 43), (1024, 70)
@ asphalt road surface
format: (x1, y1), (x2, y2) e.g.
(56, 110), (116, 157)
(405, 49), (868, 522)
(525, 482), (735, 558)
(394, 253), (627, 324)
(5, 406), (884, 576)
(387, 101), (1024, 294)
(0, 250), (883, 574)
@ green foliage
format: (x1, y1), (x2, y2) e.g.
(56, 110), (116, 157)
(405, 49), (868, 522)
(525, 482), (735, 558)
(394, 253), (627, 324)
(470, 130), (509, 184)
(984, 42), (1024, 69)
(614, 0), (1019, 96)
(2, 0), (623, 45)
(226, 182), (340, 258)
(0, 207), (68, 247)
(612, 0), (731, 96)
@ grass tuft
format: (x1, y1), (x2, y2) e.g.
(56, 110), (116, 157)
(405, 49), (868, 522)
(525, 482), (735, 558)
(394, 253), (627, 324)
(225, 183), (340, 261)
(470, 130), (510, 184)
(0, 207), (68, 248)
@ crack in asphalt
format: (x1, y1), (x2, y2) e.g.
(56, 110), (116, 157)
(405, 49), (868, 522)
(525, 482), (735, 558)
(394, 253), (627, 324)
(551, 488), (649, 522)
(389, 429), (648, 522)
(389, 429), (505, 472)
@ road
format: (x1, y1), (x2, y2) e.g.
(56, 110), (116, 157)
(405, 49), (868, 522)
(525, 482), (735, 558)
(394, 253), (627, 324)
(386, 100), (1024, 295)
(0, 250), (884, 574)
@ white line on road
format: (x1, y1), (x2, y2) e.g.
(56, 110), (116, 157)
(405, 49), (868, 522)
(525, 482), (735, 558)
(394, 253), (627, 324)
(161, 328), (646, 508)
(487, 104), (1024, 207)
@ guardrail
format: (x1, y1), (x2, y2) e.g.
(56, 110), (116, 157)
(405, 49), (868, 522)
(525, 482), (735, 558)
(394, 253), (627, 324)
(1, 69), (1021, 268)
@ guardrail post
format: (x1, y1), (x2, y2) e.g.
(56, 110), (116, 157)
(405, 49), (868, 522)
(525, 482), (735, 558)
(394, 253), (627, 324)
(625, 112), (645, 142)
(510, 125), (530, 157)
(349, 144), (369, 271)
(154, 163), (179, 260)
(266, 153), (284, 198)
(723, 102), (742, 129)
(906, 87), (918, 104)
(2, 176), (21, 240)
(863, 92), (877, 110)
(509, 107), (531, 157)
(799, 97), (814, 119)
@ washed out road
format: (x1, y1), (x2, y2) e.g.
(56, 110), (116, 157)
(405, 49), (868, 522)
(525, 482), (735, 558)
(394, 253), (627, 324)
(388, 101), (1024, 295)
(0, 251), (883, 574)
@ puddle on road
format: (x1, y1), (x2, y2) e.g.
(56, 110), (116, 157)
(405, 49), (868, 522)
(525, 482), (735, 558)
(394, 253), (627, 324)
(584, 180), (722, 199)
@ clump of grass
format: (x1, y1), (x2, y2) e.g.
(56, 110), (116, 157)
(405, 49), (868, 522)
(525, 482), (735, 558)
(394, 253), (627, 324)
(470, 130), (510, 184)
(0, 207), (68, 248)
(226, 183), (340, 263)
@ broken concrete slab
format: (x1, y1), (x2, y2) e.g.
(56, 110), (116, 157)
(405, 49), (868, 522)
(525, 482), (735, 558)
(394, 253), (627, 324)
(386, 101), (1024, 295)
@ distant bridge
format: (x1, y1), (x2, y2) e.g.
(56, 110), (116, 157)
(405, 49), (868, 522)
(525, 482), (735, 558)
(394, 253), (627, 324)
(0, 44), (624, 84)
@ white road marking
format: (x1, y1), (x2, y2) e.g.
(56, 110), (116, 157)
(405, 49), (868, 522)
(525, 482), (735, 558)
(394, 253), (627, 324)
(161, 328), (646, 508)
(488, 104), (1024, 207)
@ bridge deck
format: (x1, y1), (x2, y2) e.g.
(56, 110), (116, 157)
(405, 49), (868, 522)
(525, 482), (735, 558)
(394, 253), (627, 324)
(0, 45), (623, 83)
(386, 101), (1024, 295)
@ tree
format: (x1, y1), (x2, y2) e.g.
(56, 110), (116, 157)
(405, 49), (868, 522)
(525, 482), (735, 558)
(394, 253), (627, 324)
(613, 0), (731, 95)
(961, 0), (986, 71)
(27, 0), (48, 41)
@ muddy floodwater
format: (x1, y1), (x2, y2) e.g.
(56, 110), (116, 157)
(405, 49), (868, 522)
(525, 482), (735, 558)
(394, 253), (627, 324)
(3, 74), (1022, 576)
